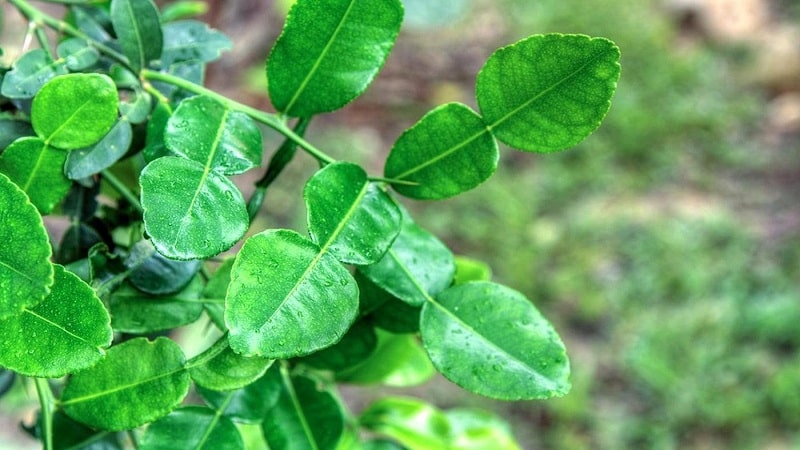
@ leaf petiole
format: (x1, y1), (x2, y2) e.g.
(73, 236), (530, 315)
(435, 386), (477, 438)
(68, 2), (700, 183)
(33, 377), (55, 450)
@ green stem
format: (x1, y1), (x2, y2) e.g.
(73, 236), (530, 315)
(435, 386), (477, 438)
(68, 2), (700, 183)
(140, 69), (336, 165)
(101, 170), (143, 214)
(33, 25), (54, 59)
(33, 378), (54, 450)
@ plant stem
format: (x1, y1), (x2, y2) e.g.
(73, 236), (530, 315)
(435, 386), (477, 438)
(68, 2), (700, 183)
(101, 170), (143, 214)
(33, 378), (54, 450)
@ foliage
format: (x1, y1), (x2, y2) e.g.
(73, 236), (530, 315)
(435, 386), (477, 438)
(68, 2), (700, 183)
(0, 0), (619, 448)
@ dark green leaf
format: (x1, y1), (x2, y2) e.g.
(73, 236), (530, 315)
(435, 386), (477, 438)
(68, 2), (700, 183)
(128, 240), (202, 295)
(385, 103), (498, 199)
(49, 410), (126, 450)
(226, 229), (359, 358)
(32, 73), (119, 149)
(0, 137), (70, 214)
(57, 38), (100, 71)
(140, 156), (249, 260)
(262, 366), (345, 450)
(143, 101), (171, 162)
(420, 281), (570, 400)
(57, 223), (103, 264)
(69, 5), (114, 46)
(0, 118), (34, 150)
(61, 337), (190, 431)
(189, 339), (272, 391)
(0, 265), (112, 377)
(110, 0), (163, 72)
(267, 0), (404, 117)
(476, 34), (621, 152)
(198, 364), (282, 424)
(359, 397), (450, 450)
(139, 406), (244, 450)
(299, 319), (377, 371)
(370, 296), (421, 334)
(165, 95), (262, 175)
(108, 277), (204, 333)
(336, 331), (434, 386)
(161, 20), (232, 67)
(66, 119), (133, 180)
(0, 49), (68, 99)
(305, 162), (401, 265)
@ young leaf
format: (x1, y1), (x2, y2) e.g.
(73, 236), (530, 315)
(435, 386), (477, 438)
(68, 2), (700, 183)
(139, 406), (244, 450)
(262, 366), (346, 450)
(161, 20), (233, 67)
(420, 281), (570, 400)
(359, 397), (451, 450)
(0, 49), (68, 99)
(65, 119), (133, 180)
(57, 38), (100, 71)
(140, 156), (249, 260)
(267, 0), (404, 117)
(0, 265), (112, 378)
(359, 210), (455, 307)
(110, 0), (163, 72)
(384, 103), (498, 200)
(336, 331), (434, 387)
(197, 364), (283, 424)
(61, 337), (190, 431)
(225, 229), (359, 358)
(32, 73), (119, 150)
(189, 338), (273, 391)
(305, 162), (401, 265)
(0, 137), (70, 214)
(165, 95), (262, 175)
(476, 34), (621, 152)
(108, 278), (204, 333)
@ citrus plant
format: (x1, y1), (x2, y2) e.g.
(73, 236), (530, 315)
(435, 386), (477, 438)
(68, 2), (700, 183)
(0, 0), (620, 448)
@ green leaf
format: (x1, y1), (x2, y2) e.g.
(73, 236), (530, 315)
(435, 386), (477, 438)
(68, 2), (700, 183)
(267, 0), (404, 117)
(420, 281), (570, 400)
(476, 34), (621, 152)
(359, 210), (455, 307)
(202, 258), (234, 330)
(197, 364), (282, 424)
(299, 319), (377, 371)
(143, 101), (172, 162)
(110, 0), (163, 72)
(453, 256), (492, 285)
(225, 229), (359, 358)
(140, 156), (249, 260)
(369, 296), (421, 334)
(0, 49), (68, 99)
(165, 95), (262, 175)
(65, 119), (133, 180)
(446, 408), (521, 450)
(32, 73), (119, 149)
(48, 410), (126, 450)
(0, 137), (70, 214)
(0, 265), (112, 378)
(336, 331), (434, 387)
(61, 337), (190, 431)
(305, 162), (401, 265)
(108, 278), (204, 333)
(139, 406), (244, 450)
(128, 239), (202, 295)
(189, 336), (273, 391)
(161, 20), (232, 67)
(119, 88), (153, 124)
(0, 118), (34, 150)
(57, 38), (100, 71)
(385, 103), (498, 199)
(359, 397), (450, 450)
(262, 366), (345, 450)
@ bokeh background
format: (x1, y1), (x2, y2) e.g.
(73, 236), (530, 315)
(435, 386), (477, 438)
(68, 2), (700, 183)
(3, 0), (800, 448)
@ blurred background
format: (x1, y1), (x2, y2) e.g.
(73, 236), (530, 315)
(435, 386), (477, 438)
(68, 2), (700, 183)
(4, 0), (800, 448)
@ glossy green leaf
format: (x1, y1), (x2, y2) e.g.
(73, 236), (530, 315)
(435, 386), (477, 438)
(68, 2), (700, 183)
(305, 162), (401, 265)
(299, 319), (377, 371)
(337, 331), (434, 387)
(453, 256), (492, 285)
(128, 240), (202, 295)
(198, 364), (282, 424)
(359, 210), (455, 307)
(0, 49), (68, 99)
(161, 20), (232, 67)
(189, 337), (273, 391)
(0, 265), (112, 377)
(385, 103), (498, 199)
(165, 95), (262, 175)
(446, 409), (521, 450)
(476, 34), (621, 152)
(108, 278), (204, 333)
(359, 397), (450, 450)
(57, 38), (100, 71)
(140, 406), (244, 450)
(262, 366), (345, 450)
(32, 73), (119, 149)
(65, 119), (133, 180)
(61, 337), (190, 431)
(267, 0), (404, 117)
(140, 156), (249, 260)
(110, 0), (163, 72)
(0, 137), (70, 214)
(0, 118), (34, 150)
(226, 229), (359, 358)
(0, 175), (52, 318)
(420, 281), (570, 400)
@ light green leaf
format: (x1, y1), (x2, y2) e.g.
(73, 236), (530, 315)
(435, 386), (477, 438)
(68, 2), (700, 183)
(225, 229), (359, 358)
(453, 256), (492, 286)
(446, 409), (521, 450)
(262, 365), (345, 450)
(161, 20), (232, 67)
(189, 336), (273, 391)
(197, 363), (282, 424)
(420, 281), (570, 400)
(385, 103), (498, 199)
(0, 137), (70, 214)
(57, 38), (100, 71)
(139, 406), (244, 450)
(65, 119), (133, 180)
(165, 95), (262, 175)
(0, 265), (112, 377)
(305, 162), (401, 265)
(336, 331), (435, 387)
(61, 337), (190, 431)
(359, 209), (454, 307)
(110, 0), (163, 72)
(476, 34), (621, 152)
(108, 277), (204, 333)
(32, 73), (119, 149)
(0, 49), (68, 99)
(140, 156), (249, 260)
(359, 397), (450, 450)
(267, 0), (404, 117)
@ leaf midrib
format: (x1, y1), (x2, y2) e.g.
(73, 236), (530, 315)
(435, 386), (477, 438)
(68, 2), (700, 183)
(122, 0), (146, 70)
(60, 365), (184, 406)
(24, 307), (106, 351)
